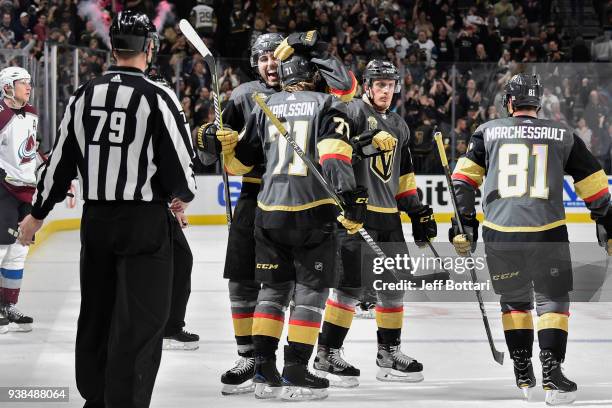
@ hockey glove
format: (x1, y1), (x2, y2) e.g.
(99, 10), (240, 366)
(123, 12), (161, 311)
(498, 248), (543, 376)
(217, 128), (239, 154)
(274, 30), (320, 61)
(594, 205), (612, 255)
(350, 129), (391, 161)
(408, 205), (437, 247)
(372, 131), (397, 152)
(337, 186), (368, 234)
(196, 123), (220, 155)
(448, 214), (479, 256)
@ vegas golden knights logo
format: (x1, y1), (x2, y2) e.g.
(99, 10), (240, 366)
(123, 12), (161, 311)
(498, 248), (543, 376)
(371, 148), (395, 183)
(367, 116), (378, 131)
(367, 115), (395, 182)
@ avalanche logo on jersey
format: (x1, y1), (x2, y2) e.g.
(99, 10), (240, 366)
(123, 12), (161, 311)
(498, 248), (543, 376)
(18, 133), (36, 165)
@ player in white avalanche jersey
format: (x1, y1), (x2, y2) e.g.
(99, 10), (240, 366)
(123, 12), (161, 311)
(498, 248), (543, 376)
(0, 66), (38, 332)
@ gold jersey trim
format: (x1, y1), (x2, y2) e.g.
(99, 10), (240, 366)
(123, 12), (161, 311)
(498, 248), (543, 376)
(453, 157), (485, 186)
(242, 177), (262, 184)
(258, 198), (336, 212)
(574, 169), (608, 201)
(482, 218), (566, 232)
(367, 204), (399, 213)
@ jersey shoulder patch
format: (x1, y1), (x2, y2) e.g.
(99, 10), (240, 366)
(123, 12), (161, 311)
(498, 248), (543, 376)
(0, 100), (15, 131)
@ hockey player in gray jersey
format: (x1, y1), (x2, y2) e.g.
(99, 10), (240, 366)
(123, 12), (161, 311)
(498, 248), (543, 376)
(221, 51), (365, 401)
(449, 73), (612, 405)
(194, 31), (357, 396)
(314, 60), (437, 387)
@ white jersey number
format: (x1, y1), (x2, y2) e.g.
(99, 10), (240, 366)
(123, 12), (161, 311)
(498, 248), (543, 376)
(498, 143), (549, 199)
(269, 120), (309, 176)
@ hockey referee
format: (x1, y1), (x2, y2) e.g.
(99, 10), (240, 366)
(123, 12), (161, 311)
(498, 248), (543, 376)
(18, 11), (196, 408)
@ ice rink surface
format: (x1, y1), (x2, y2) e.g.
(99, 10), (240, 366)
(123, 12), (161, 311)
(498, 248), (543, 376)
(1, 223), (611, 408)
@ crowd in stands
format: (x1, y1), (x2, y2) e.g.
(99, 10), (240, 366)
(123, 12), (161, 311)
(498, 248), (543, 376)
(1, 0), (611, 174)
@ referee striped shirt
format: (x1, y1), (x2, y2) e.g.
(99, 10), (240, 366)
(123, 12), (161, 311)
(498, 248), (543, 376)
(31, 66), (196, 219)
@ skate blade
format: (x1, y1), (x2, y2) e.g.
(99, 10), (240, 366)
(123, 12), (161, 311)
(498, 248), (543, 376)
(162, 338), (199, 351)
(315, 370), (359, 388)
(0, 325), (8, 334)
(545, 389), (576, 406)
(279, 386), (328, 401)
(221, 380), (255, 395)
(376, 367), (424, 383)
(254, 382), (281, 399)
(520, 385), (535, 401)
(8, 323), (32, 333)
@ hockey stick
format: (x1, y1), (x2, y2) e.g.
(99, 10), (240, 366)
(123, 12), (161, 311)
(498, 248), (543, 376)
(434, 131), (504, 365)
(252, 93), (412, 283)
(179, 19), (233, 228)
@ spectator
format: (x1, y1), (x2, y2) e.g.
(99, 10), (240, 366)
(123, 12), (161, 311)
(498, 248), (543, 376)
(12, 12), (30, 43)
(0, 12), (15, 47)
(546, 40), (566, 62)
(540, 87), (560, 119)
(576, 117), (593, 151)
(219, 66), (240, 89)
(415, 29), (436, 66)
(584, 90), (610, 131)
(571, 36), (591, 62)
(384, 29), (410, 60)
(186, 60), (211, 96)
(370, 8), (393, 37)
(498, 48), (513, 69)
(495, 0), (515, 29)
(33, 14), (47, 42)
(434, 26), (454, 64)
(475, 43), (489, 62)
(455, 25), (479, 62)
(316, 11), (336, 42)
(364, 30), (386, 60)
(451, 117), (470, 144)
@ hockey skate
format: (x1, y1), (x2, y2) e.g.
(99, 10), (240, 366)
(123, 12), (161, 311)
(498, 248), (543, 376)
(163, 329), (199, 350)
(280, 344), (329, 401)
(512, 350), (536, 400)
(281, 363), (329, 401)
(313, 345), (360, 388)
(376, 342), (424, 382)
(540, 350), (577, 406)
(253, 356), (283, 399)
(1, 304), (32, 332)
(221, 354), (256, 395)
(354, 302), (376, 319)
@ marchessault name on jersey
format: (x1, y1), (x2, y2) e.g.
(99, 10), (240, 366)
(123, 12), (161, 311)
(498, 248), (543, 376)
(484, 125), (566, 142)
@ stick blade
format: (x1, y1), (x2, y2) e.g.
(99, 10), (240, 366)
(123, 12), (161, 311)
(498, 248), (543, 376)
(492, 349), (505, 365)
(178, 19), (212, 58)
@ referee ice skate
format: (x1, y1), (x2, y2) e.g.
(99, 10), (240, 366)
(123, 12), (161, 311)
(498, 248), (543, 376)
(18, 11), (196, 408)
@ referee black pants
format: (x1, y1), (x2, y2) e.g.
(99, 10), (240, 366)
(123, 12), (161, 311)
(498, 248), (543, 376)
(164, 218), (193, 337)
(76, 202), (173, 408)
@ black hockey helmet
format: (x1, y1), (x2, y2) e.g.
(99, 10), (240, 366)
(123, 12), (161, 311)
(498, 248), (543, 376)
(110, 10), (159, 55)
(278, 53), (317, 87)
(250, 33), (284, 67)
(364, 59), (401, 93)
(502, 73), (542, 112)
